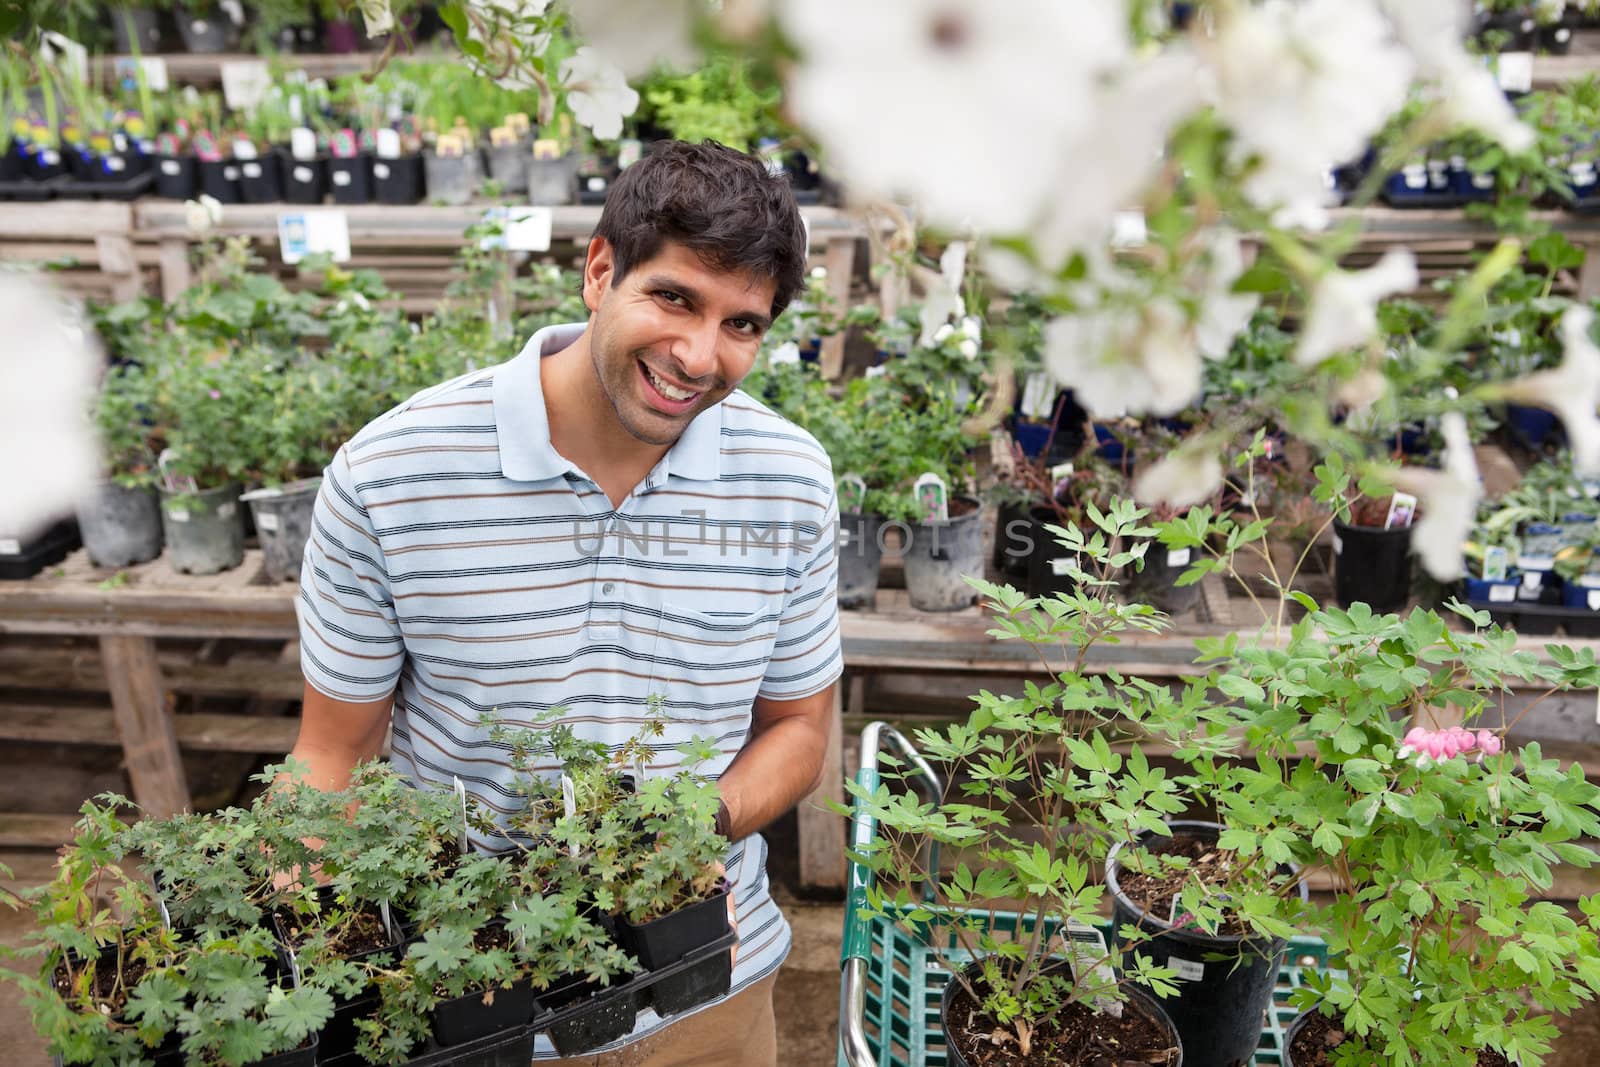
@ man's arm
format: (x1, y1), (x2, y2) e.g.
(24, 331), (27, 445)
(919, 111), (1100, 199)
(283, 684), (395, 792)
(714, 684), (837, 840)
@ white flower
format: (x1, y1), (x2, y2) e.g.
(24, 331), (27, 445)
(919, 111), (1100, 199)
(358, 0), (393, 35)
(1388, 412), (1481, 581)
(1192, 228), (1259, 360)
(770, 341), (801, 366)
(184, 194), (222, 234)
(960, 316), (981, 342)
(779, 0), (1140, 237)
(1498, 306), (1600, 476)
(568, 0), (698, 77)
(1045, 296), (1199, 418)
(560, 47), (640, 141)
(932, 323), (954, 344)
(1133, 444), (1224, 511)
(919, 241), (966, 347)
(1206, 0), (1413, 228)
(809, 265), (828, 280)
(1293, 250), (1418, 367)
(1381, 0), (1534, 153)
(0, 276), (100, 535)
(1338, 366), (1389, 411)
(958, 338), (979, 360)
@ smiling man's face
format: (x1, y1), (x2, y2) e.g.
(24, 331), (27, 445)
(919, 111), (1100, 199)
(583, 238), (776, 446)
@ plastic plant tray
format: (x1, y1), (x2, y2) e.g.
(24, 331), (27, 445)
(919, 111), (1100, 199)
(314, 1022), (531, 1067)
(837, 906), (1330, 1067)
(528, 926), (737, 1034)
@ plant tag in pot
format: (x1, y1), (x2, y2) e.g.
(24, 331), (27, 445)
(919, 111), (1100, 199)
(1063, 922), (1120, 1019)
(533, 137), (562, 161)
(290, 127), (316, 161)
(232, 139), (257, 161)
(452, 775), (471, 853)
(1482, 545), (1509, 582)
(837, 474), (867, 515)
(378, 899), (396, 942)
(914, 473), (949, 524)
(489, 125), (516, 147)
(1383, 492), (1417, 529)
(375, 128), (400, 160)
(1019, 372), (1054, 419)
(561, 774), (578, 857)
(156, 448), (198, 495)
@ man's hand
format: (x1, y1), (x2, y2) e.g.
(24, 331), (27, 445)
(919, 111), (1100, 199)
(714, 861), (738, 963)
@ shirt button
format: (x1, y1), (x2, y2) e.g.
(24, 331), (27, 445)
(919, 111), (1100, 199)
(602, 582), (615, 594)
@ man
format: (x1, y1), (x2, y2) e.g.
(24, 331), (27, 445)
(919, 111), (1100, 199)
(290, 140), (840, 1065)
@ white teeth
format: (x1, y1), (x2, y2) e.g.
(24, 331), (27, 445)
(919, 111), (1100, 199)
(646, 365), (697, 402)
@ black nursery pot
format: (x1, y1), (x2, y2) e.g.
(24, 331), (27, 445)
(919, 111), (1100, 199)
(327, 154), (374, 204)
(432, 977), (537, 1046)
(1333, 519), (1412, 613)
(546, 983), (647, 1056)
(197, 159), (240, 203)
(1106, 821), (1304, 1067)
(1125, 543), (1202, 616)
(154, 154), (196, 199)
(614, 882), (734, 1018)
(373, 154), (424, 204)
(237, 153), (284, 203)
(992, 500), (1031, 581)
(281, 153), (326, 204)
(1025, 506), (1078, 599)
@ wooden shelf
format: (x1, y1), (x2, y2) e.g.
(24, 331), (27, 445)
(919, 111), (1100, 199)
(90, 49), (453, 87)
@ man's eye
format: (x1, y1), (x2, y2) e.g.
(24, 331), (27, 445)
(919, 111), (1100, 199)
(729, 319), (759, 336)
(655, 290), (686, 306)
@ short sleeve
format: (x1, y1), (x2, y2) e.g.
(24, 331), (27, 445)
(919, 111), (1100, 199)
(757, 496), (843, 701)
(296, 446), (405, 703)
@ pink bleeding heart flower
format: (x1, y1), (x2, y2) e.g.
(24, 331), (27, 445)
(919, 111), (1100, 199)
(1451, 726), (1477, 749)
(1477, 730), (1503, 756)
(208, 389), (221, 399)
(1439, 733), (1463, 759)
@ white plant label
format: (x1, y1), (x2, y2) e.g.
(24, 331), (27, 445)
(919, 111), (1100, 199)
(332, 170), (352, 187)
(1589, 590), (1600, 612)
(1522, 570), (1545, 591)
(505, 206), (554, 252)
(1167, 548), (1191, 568)
(1049, 462), (1074, 482)
(375, 128), (401, 160)
(256, 512), (280, 532)
(1168, 955), (1205, 982)
(373, 163), (390, 180)
(560, 774), (578, 857)
(161, 159), (181, 176)
(452, 776), (471, 852)
(167, 509), (190, 524)
(1489, 584), (1515, 603)
(1332, 533), (1342, 556)
(1050, 557), (1075, 577)
(293, 166), (313, 183)
(1496, 52), (1534, 93)
(217, 502), (236, 519)
(242, 162), (262, 179)
(837, 474), (867, 515)
(1020, 372), (1054, 419)
(913, 472), (949, 524)
(1110, 210), (1146, 248)
(290, 127), (316, 161)
(1063, 922), (1121, 1019)
(220, 60), (271, 111)
(233, 139), (258, 161)
(278, 210), (351, 265)
(0, 539), (19, 555)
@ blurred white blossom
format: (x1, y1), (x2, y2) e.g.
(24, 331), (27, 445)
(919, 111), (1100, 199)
(560, 47), (640, 140)
(0, 276), (101, 535)
(1498, 306), (1600, 476)
(1192, 228), (1259, 359)
(1206, 0), (1413, 228)
(184, 194), (222, 234)
(780, 0), (1141, 238)
(1133, 443), (1224, 511)
(358, 0), (393, 35)
(1293, 250), (1418, 367)
(1045, 293), (1197, 418)
(770, 341), (801, 365)
(1380, 0), (1534, 153)
(1389, 412), (1481, 581)
(918, 241), (966, 347)
(569, 0), (699, 77)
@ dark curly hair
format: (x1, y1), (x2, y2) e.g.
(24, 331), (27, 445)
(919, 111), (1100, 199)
(593, 140), (808, 320)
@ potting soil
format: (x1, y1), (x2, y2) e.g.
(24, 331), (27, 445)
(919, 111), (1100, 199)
(943, 977), (1179, 1067)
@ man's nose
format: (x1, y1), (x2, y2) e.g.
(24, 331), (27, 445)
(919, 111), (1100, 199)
(669, 321), (720, 382)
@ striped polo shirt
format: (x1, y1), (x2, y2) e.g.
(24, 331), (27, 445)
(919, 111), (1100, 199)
(296, 322), (843, 1054)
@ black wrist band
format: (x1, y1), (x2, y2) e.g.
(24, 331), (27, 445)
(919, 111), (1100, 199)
(713, 798), (732, 839)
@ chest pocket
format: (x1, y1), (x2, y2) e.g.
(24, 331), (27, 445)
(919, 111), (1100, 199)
(647, 596), (781, 730)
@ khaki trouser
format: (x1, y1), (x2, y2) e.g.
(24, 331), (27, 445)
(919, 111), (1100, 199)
(539, 973), (779, 1067)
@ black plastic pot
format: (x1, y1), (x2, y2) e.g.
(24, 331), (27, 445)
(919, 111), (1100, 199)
(282, 154), (326, 204)
(175, 6), (232, 51)
(1106, 822), (1302, 1067)
(1281, 1009), (1519, 1067)
(25, 147), (66, 182)
(249, 1035), (317, 1066)
(647, 946), (730, 1017)
(111, 7), (165, 52)
(1333, 519), (1412, 613)
(614, 883), (730, 970)
(155, 154), (196, 199)
(271, 899), (401, 1062)
(237, 153), (284, 203)
(1125, 543), (1202, 616)
(431, 978), (536, 1046)
(1025, 506), (1078, 599)
(939, 957), (1182, 1067)
(373, 154), (424, 204)
(328, 154), (374, 204)
(0, 521), (80, 580)
(903, 499), (985, 612)
(546, 983), (645, 1056)
(197, 159), (240, 203)
(837, 511), (884, 610)
(992, 500), (1031, 580)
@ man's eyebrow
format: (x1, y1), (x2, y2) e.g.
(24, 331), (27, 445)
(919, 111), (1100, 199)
(642, 274), (772, 332)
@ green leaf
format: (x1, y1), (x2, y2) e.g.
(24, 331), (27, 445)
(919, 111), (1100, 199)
(264, 986), (335, 1046)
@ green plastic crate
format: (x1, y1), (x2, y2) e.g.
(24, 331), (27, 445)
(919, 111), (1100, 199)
(836, 724), (1335, 1067)
(838, 906), (1331, 1067)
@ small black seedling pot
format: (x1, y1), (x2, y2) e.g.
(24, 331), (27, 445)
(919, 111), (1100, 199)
(373, 154), (423, 204)
(1333, 519), (1411, 613)
(432, 978), (537, 1046)
(613, 881), (731, 970)
(271, 892), (401, 1061)
(282, 154), (326, 204)
(237, 153), (284, 203)
(155, 155), (197, 199)
(647, 947), (730, 1017)
(328, 154), (374, 204)
(545, 983), (646, 1056)
(197, 159), (240, 203)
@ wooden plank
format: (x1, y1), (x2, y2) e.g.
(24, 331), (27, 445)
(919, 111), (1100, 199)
(0, 703), (300, 753)
(819, 235), (857, 379)
(798, 683), (848, 891)
(159, 238), (191, 300)
(0, 812), (96, 847)
(0, 201), (133, 239)
(98, 635), (190, 817)
(91, 50), (450, 87)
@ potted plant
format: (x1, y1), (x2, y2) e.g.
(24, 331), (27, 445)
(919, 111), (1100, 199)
(842, 501), (1221, 1065)
(78, 349), (165, 568)
(1207, 596), (1600, 1066)
(1319, 454), (1415, 613)
(373, 118), (425, 205)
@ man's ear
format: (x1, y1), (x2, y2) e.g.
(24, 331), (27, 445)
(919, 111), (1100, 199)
(582, 236), (615, 314)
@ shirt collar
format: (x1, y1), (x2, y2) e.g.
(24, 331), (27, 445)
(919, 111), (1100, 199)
(493, 321), (723, 484)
